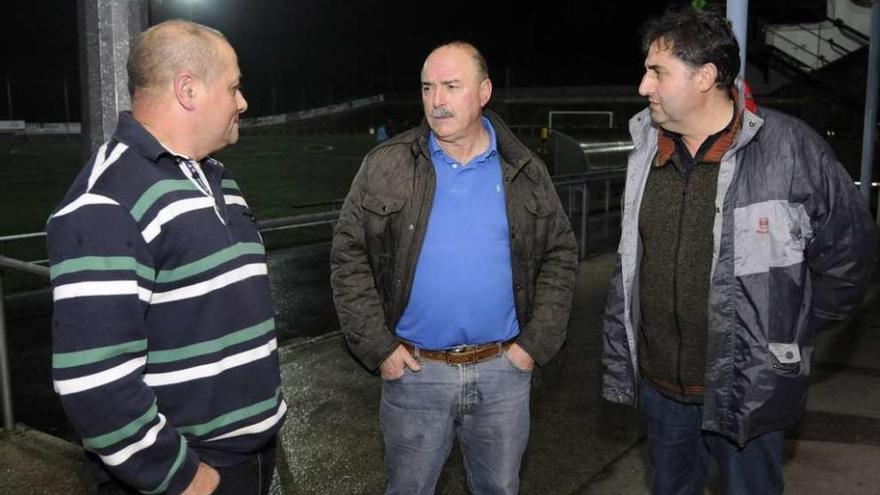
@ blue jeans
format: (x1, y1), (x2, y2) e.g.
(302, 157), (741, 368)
(640, 382), (785, 495)
(380, 350), (532, 495)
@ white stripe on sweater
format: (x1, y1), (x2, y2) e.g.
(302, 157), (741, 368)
(53, 280), (152, 303)
(143, 338), (277, 387)
(206, 400), (287, 442)
(150, 263), (267, 305)
(224, 195), (248, 207)
(52, 193), (120, 219)
(99, 414), (167, 466)
(53, 356), (148, 396)
(87, 143), (129, 191)
(141, 197), (217, 243)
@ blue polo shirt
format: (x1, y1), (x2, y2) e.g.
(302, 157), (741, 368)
(396, 118), (519, 349)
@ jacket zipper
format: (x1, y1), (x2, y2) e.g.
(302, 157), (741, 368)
(673, 178), (688, 395)
(393, 156), (435, 328)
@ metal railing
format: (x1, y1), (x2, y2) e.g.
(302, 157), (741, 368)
(0, 170), (625, 431)
(763, 18), (868, 74)
(0, 208), (345, 432)
(554, 170), (626, 258)
(0, 256), (50, 431)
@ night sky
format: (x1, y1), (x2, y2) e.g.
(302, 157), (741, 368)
(0, 0), (823, 121)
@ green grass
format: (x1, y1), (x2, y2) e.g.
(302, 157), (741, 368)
(0, 133), (375, 263)
(0, 130), (554, 264)
(213, 133), (373, 219)
(0, 138), (83, 237)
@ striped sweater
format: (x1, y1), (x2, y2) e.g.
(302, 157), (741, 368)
(47, 112), (286, 494)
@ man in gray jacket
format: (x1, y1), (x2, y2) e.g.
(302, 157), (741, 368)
(601, 8), (877, 495)
(331, 42), (578, 494)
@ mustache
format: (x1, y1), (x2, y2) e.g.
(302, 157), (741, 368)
(430, 107), (454, 118)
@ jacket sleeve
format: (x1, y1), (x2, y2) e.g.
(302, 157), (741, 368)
(600, 254), (636, 405)
(804, 145), (878, 331)
(515, 166), (579, 366)
(48, 201), (199, 495)
(330, 159), (399, 371)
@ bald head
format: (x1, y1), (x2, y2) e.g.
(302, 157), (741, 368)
(127, 20), (229, 98)
(424, 41), (489, 83)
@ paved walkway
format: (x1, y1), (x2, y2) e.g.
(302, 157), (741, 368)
(2, 253), (879, 494)
(583, 272), (880, 494)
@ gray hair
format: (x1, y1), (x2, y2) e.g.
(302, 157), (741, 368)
(431, 41), (489, 81)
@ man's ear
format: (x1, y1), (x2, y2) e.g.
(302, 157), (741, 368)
(173, 73), (198, 111)
(696, 63), (719, 92)
(479, 77), (492, 108)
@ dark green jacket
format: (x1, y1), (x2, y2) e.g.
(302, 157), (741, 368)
(331, 111), (578, 371)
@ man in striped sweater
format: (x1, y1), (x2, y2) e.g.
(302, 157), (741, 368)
(47, 20), (285, 494)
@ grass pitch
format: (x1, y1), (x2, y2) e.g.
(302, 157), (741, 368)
(0, 133), (376, 261)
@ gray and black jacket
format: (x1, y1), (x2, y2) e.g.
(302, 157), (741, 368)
(331, 111), (579, 371)
(602, 106), (877, 446)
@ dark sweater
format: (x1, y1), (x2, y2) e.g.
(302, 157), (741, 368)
(637, 113), (740, 403)
(48, 112), (286, 494)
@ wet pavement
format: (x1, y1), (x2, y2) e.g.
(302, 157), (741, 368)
(272, 253), (639, 494)
(3, 252), (880, 493)
(583, 271), (880, 495)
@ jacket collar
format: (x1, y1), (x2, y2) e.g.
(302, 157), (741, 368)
(112, 111), (171, 163)
(413, 109), (536, 179)
(655, 107), (743, 167)
(628, 104), (765, 161)
(727, 108), (763, 156)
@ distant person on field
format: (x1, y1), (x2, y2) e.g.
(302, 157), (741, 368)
(376, 123), (389, 142)
(601, 8), (877, 494)
(330, 41), (578, 494)
(47, 20), (285, 495)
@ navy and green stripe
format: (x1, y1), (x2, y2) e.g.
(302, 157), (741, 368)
(50, 256), (154, 282)
(84, 401), (158, 450)
(147, 318), (275, 364)
(154, 242), (264, 284)
(131, 180), (198, 221)
(53, 339), (148, 369)
(177, 387), (282, 437)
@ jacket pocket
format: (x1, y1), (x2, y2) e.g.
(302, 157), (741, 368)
(522, 199), (553, 260)
(768, 342), (802, 377)
(361, 194), (406, 305)
(524, 199), (553, 217)
(363, 194), (405, 216)
(362, 193), (405, 239)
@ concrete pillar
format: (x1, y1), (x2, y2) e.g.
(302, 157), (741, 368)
(860, 0), (879, 203)
(77, 0), (148, 158)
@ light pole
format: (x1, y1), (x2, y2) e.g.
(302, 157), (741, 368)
(181, 0), (199, 21)
(5, 75), (12, 120)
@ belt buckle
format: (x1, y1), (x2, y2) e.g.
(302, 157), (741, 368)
(446, 345), (477, 367)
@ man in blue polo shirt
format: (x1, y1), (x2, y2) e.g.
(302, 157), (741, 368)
(331, 42), (578, 494)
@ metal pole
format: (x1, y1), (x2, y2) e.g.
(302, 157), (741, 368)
(63, 77), (72, 136)
(860, 1), (880, 204)
(0, 272), (14, 431)
(580, 183), (589, 259)
(77, 0), (148, 158)
(727, 0), (749, 100)
(5, 75), (12, 120)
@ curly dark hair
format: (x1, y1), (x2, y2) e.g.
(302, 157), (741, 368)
(641, 8), (740, 91)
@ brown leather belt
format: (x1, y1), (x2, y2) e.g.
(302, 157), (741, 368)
(401, 339), (515, 366)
